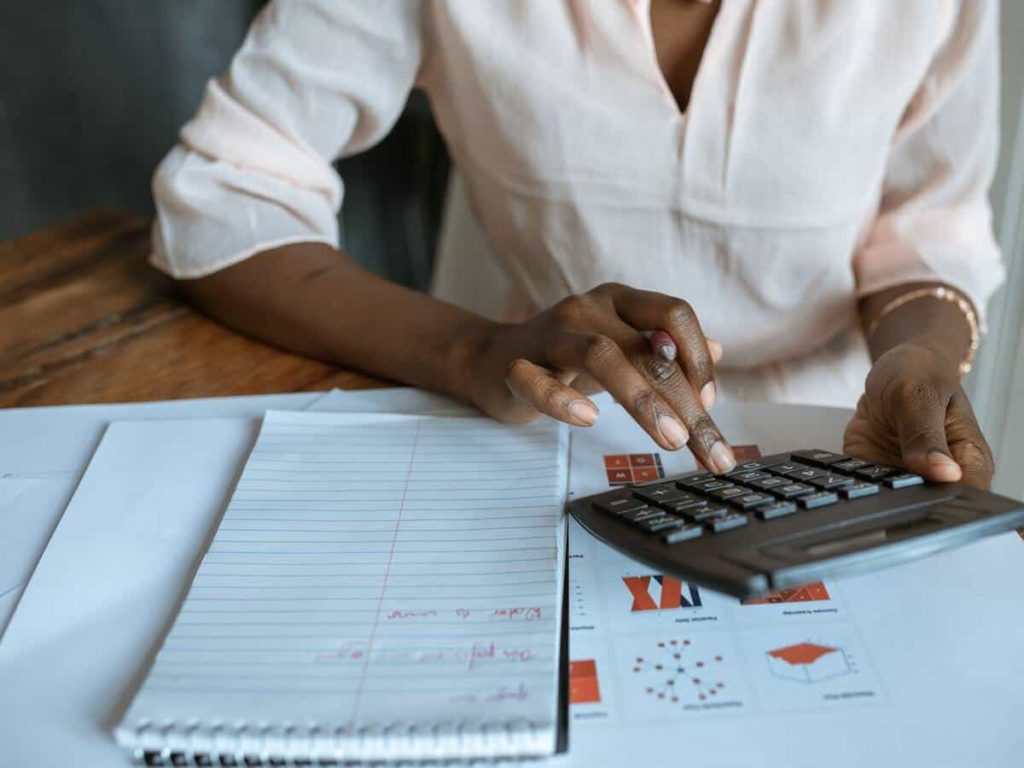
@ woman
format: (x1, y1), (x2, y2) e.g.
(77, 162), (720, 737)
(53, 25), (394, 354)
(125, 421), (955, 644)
(154, 0), (1003, 486)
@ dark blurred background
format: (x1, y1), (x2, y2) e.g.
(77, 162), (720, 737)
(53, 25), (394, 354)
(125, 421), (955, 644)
(0, 0), (449, 289)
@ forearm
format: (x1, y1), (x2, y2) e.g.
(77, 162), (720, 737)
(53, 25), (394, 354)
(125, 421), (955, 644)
(177, 241), (497, 400)
(859, 282), (975, 372)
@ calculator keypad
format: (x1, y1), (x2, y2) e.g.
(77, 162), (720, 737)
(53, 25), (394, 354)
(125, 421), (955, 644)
(590, 450), (925, 545)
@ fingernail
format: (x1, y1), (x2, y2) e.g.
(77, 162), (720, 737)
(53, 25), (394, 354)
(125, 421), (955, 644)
(656, 342), (677, 362)
(700, 381), (717, 409)
(569, 400), (599, 426)
(927, 449), (962, 480)
(657, 415), (689, 449)
(708, 340), (724, 361)
(709, 441), (736, 474)
(651, 330), (677, 362)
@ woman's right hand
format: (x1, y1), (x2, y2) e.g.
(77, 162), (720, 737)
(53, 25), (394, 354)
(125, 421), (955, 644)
(456, 282), (735, 474)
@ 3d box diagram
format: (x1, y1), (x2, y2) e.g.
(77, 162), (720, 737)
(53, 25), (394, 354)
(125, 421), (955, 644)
(766, 642), (851, 683)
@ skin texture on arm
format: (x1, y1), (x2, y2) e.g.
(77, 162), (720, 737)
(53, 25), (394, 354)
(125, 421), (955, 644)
(178, 240), (737, 474)
(179, 241), (492, 403)
(846, 282), (994, 488)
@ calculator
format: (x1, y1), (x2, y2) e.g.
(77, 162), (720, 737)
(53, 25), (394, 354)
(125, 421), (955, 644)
(568, 449), (1024, 599)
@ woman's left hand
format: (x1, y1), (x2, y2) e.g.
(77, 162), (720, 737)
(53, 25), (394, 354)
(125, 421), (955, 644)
(843, 340), (995, 489)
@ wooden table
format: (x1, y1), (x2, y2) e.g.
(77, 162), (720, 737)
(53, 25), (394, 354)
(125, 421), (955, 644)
(0, 210), (384, 407)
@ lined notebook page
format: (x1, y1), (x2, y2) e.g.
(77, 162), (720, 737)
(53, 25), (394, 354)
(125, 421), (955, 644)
(117, 411), (568, 760)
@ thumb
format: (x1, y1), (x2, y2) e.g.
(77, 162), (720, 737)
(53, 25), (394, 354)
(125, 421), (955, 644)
(894, 386), (962, 482)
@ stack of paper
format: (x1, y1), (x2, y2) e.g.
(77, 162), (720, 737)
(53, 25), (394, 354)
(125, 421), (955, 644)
(0, 388), (1021, 768)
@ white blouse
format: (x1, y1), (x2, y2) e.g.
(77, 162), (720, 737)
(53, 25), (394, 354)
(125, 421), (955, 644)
(152, 0), (1004, 408)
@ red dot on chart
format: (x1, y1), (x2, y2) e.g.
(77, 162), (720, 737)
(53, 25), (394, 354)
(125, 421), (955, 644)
(667, 680), (674, 686)
(699, 694), (706, 701)
(709, 689), (717, 696)
(633, 667), (640, 672)
(670, 640), (677, 645)
(671, 697), (679, 703)
(692, 678), (701, 684)
(646, 687), (654, 693)
(658, 693), (665, 699)
(673, 654), (680, 659)
(636, 657), (643, 662)
(684, 640), (691, 646)
(715, 655), (722, 661)
(658, 642), (665, 647)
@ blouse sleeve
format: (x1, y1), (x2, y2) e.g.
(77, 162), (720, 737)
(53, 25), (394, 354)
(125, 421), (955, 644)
(853, 0), (1004, 327)
(151, 0), (424, 278)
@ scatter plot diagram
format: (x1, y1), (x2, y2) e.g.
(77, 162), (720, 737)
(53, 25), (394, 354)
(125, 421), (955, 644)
(632, 639), (726, 705)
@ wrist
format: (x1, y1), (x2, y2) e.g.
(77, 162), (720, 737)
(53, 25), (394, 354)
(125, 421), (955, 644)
(442, 317), (503, 406)
(892, 335), (964, 377)
(862, 283), (978, 375)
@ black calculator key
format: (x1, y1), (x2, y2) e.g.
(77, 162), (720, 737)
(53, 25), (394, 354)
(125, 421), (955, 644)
(786, 467), (827, 482)
(770, 463), (805, 476)
(690, 506), (730, 523)
(711, 486), (745, 501)
(731, 470), (771, 484)
(730, 492), (774, 510)
(833, 458), (871, 473)
(772, 482), (815, 499)
(677, 472), (714, 489)
(699, 480), (735, 493)
(886, 473), (924, 489)
(728, 457), (786, 473)
(621, 507), (664, 523)
(809, 473), (854, 491)
(595, 494), (648, 516)
(790, 450), (850, 468)
(662, 524), (704, 544)
(705, 513), (749, 533)
(750, 476), (788, 491)
(757, 501), (798, 520)
(799, 491), (839, 509)
(660, 497), (709, 514)
(639, 516), (687, 533)
(633, 484), (690, 505)
(855, 464), (899, 481)
(840, 481), (880, 499)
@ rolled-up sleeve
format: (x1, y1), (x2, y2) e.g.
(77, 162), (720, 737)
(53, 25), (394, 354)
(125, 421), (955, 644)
(853, 0), (1004, 326)
(152, 0), (424, 278)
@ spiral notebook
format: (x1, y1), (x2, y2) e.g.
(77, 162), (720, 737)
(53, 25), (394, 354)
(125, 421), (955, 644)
(115, 411), (569, 765)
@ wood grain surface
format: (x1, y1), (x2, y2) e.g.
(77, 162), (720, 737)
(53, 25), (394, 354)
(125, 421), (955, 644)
(0, 210), (385, 407)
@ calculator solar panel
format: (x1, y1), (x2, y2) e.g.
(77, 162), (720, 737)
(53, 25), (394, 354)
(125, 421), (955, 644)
(568, 449), (1024, 599)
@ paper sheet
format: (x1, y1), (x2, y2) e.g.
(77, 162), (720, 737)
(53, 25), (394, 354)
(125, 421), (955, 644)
(117, 411), (569, 759)
(1, 390), (1021, 767)
(0, 392), (322, 639)
(560, 401), (1024, 767)
(307, 387), (477, 417)
(0, 417), (262, 767)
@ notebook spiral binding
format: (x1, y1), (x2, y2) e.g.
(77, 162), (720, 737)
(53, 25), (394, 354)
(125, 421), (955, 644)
(125, 719), (553, 765)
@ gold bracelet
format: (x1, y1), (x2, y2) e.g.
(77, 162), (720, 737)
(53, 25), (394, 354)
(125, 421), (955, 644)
(865, 285), (980, 375)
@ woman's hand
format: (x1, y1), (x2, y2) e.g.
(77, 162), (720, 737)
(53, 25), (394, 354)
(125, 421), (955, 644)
(456, 282), (736, 474)
(843, 340), (994, 489)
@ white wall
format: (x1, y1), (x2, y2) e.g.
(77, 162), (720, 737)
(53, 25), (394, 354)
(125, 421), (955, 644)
(969, 0), (1024, 498)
